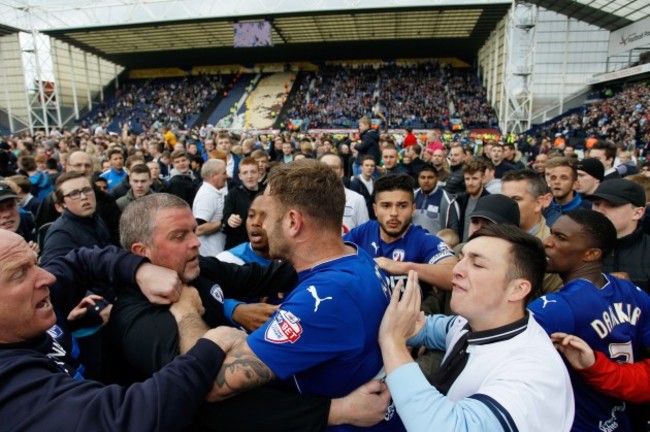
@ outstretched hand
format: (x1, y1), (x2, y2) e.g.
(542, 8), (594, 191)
(379, 270), (423, 349)
(551, 332), (596, 370)
(329, 379), (391, 427)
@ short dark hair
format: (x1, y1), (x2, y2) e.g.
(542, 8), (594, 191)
(502, 169), (550, 198)
(107, 148), (123, 160)
(45, 158), (58, 170)
(469, 224), (546, 303)
(565, 209), (617, 259)
(591, 140), (616, 162)
(361, 155), (377, 164)
(374, 174), (415, 202)
(418, 164), (438, 177)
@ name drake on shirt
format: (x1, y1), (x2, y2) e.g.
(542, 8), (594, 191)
(591, 303), (642, 339)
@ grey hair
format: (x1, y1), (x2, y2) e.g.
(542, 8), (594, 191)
(200, 158), (225, 180)
(119, 193), (189, 250)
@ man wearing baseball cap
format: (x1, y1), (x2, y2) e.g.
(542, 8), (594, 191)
(575, 158), (604, 198)
(450, 193), (520, 256)
(0, 181), (37, 248)
(589, 179), (650, 293)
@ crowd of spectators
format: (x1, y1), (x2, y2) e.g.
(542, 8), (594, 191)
(285, 62), (498, 130)
(526, 82), (650, 155)
(82, 74), (224, 134)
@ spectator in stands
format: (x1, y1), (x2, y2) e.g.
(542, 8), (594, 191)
(413, 165), (443, 234)
(378, 144), (408, 176)
(589, 179), (650, 292)
(404, 144), (426, 180)
(41, 172), (113, 266)
(100, 149), (127, 191)
(615, 151), (639, 177)
(489, 142), (515, 178)
(501, 170), (563, 293)
(353, 116), (380, 175)
(320, 153), (369, 233)
(532, 153), (548, 176)
(164, 150), (199, 206)
(482, 159), (501, 194)
(589, 141), (620, 180)
(193, 159), (228, 257)
(45, 157), (61, 183)
(441, 157), (490, 242)
(110, 155), (146, 200)
(36, 151), (121, 244)
(222, 157), (261, 249)
(503, 142), (525, 170)
(162, 125), (177, 150)
(9, 175), (40, 218)
(430, 148), (449, 184)
(0, 181), (36, 247)
(350, 155), (376, 220)
(18, 155), (54, 201)
(279, 141), (294, 163)
(402, 126), (417, 148)
(543, 157), (591, 227)
(251, 149), (269, 190)
(146, 161), (165, 192)
(575, 158), (604, 198)
(444, 144), (466, 195)
(216, 132), (240, 183)
(116, 164), (154, 212)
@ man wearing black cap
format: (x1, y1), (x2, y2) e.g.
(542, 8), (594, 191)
(0, 181), (37, 247)
(451, 193), (520, 255)
(575, 158), (604, 199)
(589, 179), (650, 293)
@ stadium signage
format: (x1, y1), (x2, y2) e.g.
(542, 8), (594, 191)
(609, 15), (650, 57)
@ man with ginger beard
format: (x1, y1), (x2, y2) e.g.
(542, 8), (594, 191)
(441, 157), (490, 242)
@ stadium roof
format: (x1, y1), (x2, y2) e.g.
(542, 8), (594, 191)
(41, 4), (512, 68)
(527, 0), (649, 31)
(0, 23), (20, 37)
(1, 0), (648, 69)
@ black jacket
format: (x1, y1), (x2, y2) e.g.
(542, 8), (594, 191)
(444, 164), (466, 195)
(350, 176), (375, 219)
(35, 185), (121, 244)
(41, 210), (113, 266)
(222, 185), (261, 249)
(603, 226), (650, 293)
(164, 173), (199, 206)
(355, 128), (380, 164)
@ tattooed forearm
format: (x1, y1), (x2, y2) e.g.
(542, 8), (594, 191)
(208, 341), (276, 401)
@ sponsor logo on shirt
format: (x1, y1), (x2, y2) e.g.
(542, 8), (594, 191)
(47, 324), (64, 340)
(307, 285), (333, 312)
(210, 284), (224, 303)
(265, 309), (303, 344)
